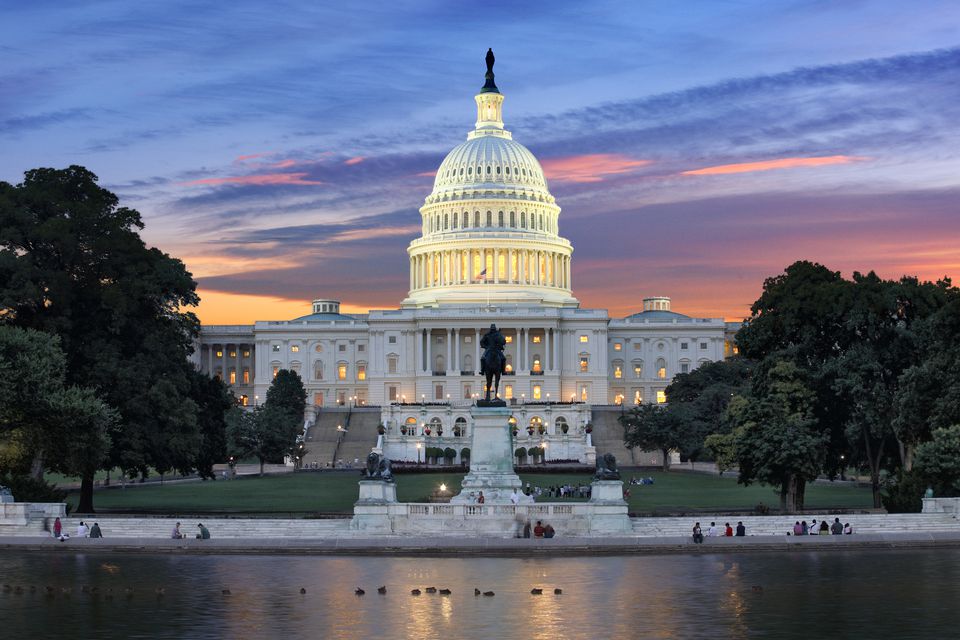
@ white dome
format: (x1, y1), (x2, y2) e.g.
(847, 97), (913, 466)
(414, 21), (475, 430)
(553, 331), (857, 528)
(431, 136), (551, 199)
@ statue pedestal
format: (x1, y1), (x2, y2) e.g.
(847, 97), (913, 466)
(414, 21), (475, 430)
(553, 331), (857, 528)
(590, 480), (626, 503)
(352, 481), (397, 533)
(587, 480), (631, 534)
(451, 406), (521, 504)
(356, 480), (397, 505)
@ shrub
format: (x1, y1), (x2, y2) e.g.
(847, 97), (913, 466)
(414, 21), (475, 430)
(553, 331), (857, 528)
(882, 469), (928, 513)
(0, 474), (67, 504)
(443, 447), (456, 462)
(515, 447), (527, 459)
(459, 448), (471, 463)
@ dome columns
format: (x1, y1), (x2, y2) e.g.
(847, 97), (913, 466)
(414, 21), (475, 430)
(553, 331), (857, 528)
(408, 246), (572, 293)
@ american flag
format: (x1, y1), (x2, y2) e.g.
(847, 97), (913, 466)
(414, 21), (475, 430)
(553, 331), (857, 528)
(476, 268), (487, 281)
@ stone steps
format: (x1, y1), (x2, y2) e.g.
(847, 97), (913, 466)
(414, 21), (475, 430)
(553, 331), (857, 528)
(55, 517), (351, 539)
(630, 513), (960, 537)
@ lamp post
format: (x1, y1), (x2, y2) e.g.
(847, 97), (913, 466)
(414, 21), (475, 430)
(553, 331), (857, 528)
(254, 395), (259, 407)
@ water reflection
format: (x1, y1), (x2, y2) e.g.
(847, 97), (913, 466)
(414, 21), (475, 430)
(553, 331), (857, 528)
(0, 550), (958, 639)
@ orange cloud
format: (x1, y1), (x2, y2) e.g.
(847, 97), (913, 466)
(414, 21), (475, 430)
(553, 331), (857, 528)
(344, 156), (365, 165)
(183, 172), (323, 186)
(682, 155), (868, 176)
(540, 154), (652, 183)
(416, 170), (437, 177)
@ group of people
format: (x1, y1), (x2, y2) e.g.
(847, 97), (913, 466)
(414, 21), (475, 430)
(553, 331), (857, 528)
(629, 476), (655, 486)
(172, 522), (211, 539)
(517, 519), (556, 538)
(792, 518), (853, 535)
(692, 521), (747, 543)
(50, 518), (102, 541)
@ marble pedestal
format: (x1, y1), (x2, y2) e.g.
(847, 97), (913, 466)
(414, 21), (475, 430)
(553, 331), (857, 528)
(450, 406), (522, 504)
(352, 481), (398, 533)
(586, 480), (632, 534)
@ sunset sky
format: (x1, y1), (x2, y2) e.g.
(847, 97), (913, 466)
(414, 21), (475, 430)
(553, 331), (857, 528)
(3, 1), (959, 323)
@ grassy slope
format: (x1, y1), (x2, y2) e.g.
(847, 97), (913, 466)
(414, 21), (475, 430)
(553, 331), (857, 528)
(68, 470), (872, 514)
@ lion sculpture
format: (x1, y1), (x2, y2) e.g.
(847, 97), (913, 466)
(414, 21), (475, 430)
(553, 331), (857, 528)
(364, 452), (395, 483)
(594, 453), (620, 481)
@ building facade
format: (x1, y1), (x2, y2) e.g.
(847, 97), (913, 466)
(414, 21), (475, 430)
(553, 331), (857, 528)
(192, 55), (739, 461)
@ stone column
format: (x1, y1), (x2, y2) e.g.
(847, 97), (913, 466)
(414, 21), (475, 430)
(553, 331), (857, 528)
(552, 329), (559, 373)
(454, 329), (460, 372)
(426, 329), (432, 373)
(474, 328), (480, 373)
(220, 346), (226, 381)
(235, 345), (241, 386)
(446, 328), (453, 373)
(207, 344), (213, 375)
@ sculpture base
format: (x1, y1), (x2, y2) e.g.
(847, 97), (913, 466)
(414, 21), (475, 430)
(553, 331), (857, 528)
(590, 480), (626, 503)
(476, 399), (507, 407)
(451, 406), (521, 504)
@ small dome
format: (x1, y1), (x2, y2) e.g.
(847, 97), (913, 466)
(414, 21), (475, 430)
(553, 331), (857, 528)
(431, 136), (549, 197)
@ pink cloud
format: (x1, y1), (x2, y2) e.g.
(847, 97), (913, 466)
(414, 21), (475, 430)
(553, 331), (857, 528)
(235, 152), (272, 163)
(540, 154), (652, 183)
(682, 155), (868, 176)
(416, 170), (437, 177)
(183, 172), (324, 186)
(344, 156), (365, 165)
(272, 159), (297, 168)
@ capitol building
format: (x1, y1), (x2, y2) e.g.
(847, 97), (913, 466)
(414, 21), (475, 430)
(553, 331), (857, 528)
(193, 53), (739, 465)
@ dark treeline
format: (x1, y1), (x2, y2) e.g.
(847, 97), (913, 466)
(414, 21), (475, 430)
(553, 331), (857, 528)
(622, 261), (960, 512)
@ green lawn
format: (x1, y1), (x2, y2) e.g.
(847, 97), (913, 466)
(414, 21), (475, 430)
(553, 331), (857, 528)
(68, 470), (873, 514)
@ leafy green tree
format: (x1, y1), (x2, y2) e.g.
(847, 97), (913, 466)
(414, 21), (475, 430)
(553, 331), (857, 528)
(620, 404), (689, 471)
(0, 166), (201, 510)
(914, 425), (960, 496)
(227, 370), (305, 475)
(727, 360), (827, 512)
(189, 370), (233, 480)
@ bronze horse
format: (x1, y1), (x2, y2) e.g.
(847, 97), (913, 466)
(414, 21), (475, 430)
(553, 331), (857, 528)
(480, 324), (507, 402)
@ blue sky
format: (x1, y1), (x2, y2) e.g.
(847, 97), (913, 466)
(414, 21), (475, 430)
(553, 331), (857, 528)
(2, 1), (959, 321)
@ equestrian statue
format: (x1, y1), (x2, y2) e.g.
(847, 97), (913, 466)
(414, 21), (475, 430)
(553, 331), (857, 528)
(479, 323), (507, 405)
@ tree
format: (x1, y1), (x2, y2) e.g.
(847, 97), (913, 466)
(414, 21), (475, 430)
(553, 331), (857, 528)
(914, 425), (960, 496)
(664, 357), (753, 460)
(0, 166), (201, 510)
(727, 360), (827, 512)
(620, 404), (688, 471)
(227, 370), (305, 475)
(189, 370), (233, 480)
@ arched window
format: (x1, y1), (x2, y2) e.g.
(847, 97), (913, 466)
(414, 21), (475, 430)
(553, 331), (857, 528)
(454, 416), (467, 437)
(633, 360), (643, 378)
(474, 211), (480, 226)
(529, 416), (544, 434)
(463, 354), (473, 372)
(452, 212), (458, 229)
(462, 211), (469, 227)
(505, 354), (513, 373)
(612, 359), (623, 379)
(435, 354), (445, 373)
(510, 211), (516, 226)
(656, 358), (667, 379)
(498, 211), (504, 226)
(521, 211), (526, 227)
(314, 360), (324, 380)
(443, 213), (448, 229)
(387, 355), (398, 374)
(555, 416), (568, 433)
(486, 211), (492, 226)
(532, 356), (542, 373)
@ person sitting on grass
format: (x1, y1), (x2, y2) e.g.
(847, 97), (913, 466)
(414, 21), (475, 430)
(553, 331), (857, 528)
(197, 523), (211, 540)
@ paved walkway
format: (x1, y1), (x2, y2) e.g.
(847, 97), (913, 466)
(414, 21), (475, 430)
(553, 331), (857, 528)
(4, 532), (960, 556)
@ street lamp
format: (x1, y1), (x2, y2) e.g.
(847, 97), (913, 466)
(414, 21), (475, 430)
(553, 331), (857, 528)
(254, 395), (259, 407)
(416, 442), (422, 464)
(546, 393), (550, 404)
(521, 393), (525, 405)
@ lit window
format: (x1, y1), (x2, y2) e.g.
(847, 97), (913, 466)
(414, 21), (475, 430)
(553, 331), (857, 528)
(272, 345), (280, 353)
(464, 384), (472, 399)
(700, 342), (708, 350)
(680, 343), (688, 350)
(357, 364), (366, 381)
(229, 350), (236, 358)
(532, 358), (542, 373)
(615, 393), (624, 405)
(579, 335), (588, 343)
(229, 370), (236, 384)
(272, 366), (279, 378)
(338, 364), (347, 380)
(656, 390), (667, 404)
(614, 343), (622, 351)
(505, 385), (513, 399)
(291, 345), (300, 353)
(580, 385), (588, 402)
(634, 364), (643, 378)
(216, 350), (223, 358)
(505, 335), (513, 343)
(243, 350), (250, 357)
(505, 363), (513, 373)
(614, 365), (622, 379)
(634, 390), (642, 405)
(243, 369), (250, 384)
(240, 395), (249, 406)
(533, 385), (542, 400)
(580, 357), (588, 372)
(658, 367), (666, 379)
(314, 392), (324, 406)
(532, 336), (541, 344)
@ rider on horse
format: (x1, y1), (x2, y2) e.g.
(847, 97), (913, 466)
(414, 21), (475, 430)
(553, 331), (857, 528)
(480, 323), (507, 402)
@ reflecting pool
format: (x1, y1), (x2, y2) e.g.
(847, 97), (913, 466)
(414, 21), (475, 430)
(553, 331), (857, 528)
(1, 549), (956, 639)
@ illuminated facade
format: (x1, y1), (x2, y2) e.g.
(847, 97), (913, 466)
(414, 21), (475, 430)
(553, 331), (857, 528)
(193, 56), (738, 457)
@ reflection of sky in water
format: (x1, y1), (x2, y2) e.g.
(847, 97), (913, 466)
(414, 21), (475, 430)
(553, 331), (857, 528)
(0, 550), (958, 639)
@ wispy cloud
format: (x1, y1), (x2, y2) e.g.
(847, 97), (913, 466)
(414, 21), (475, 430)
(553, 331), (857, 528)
(681, 155), (868, 176)
(182, 173), (324, 186)
(344, 156), (365, 165)
(541, 153), (651, 183)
